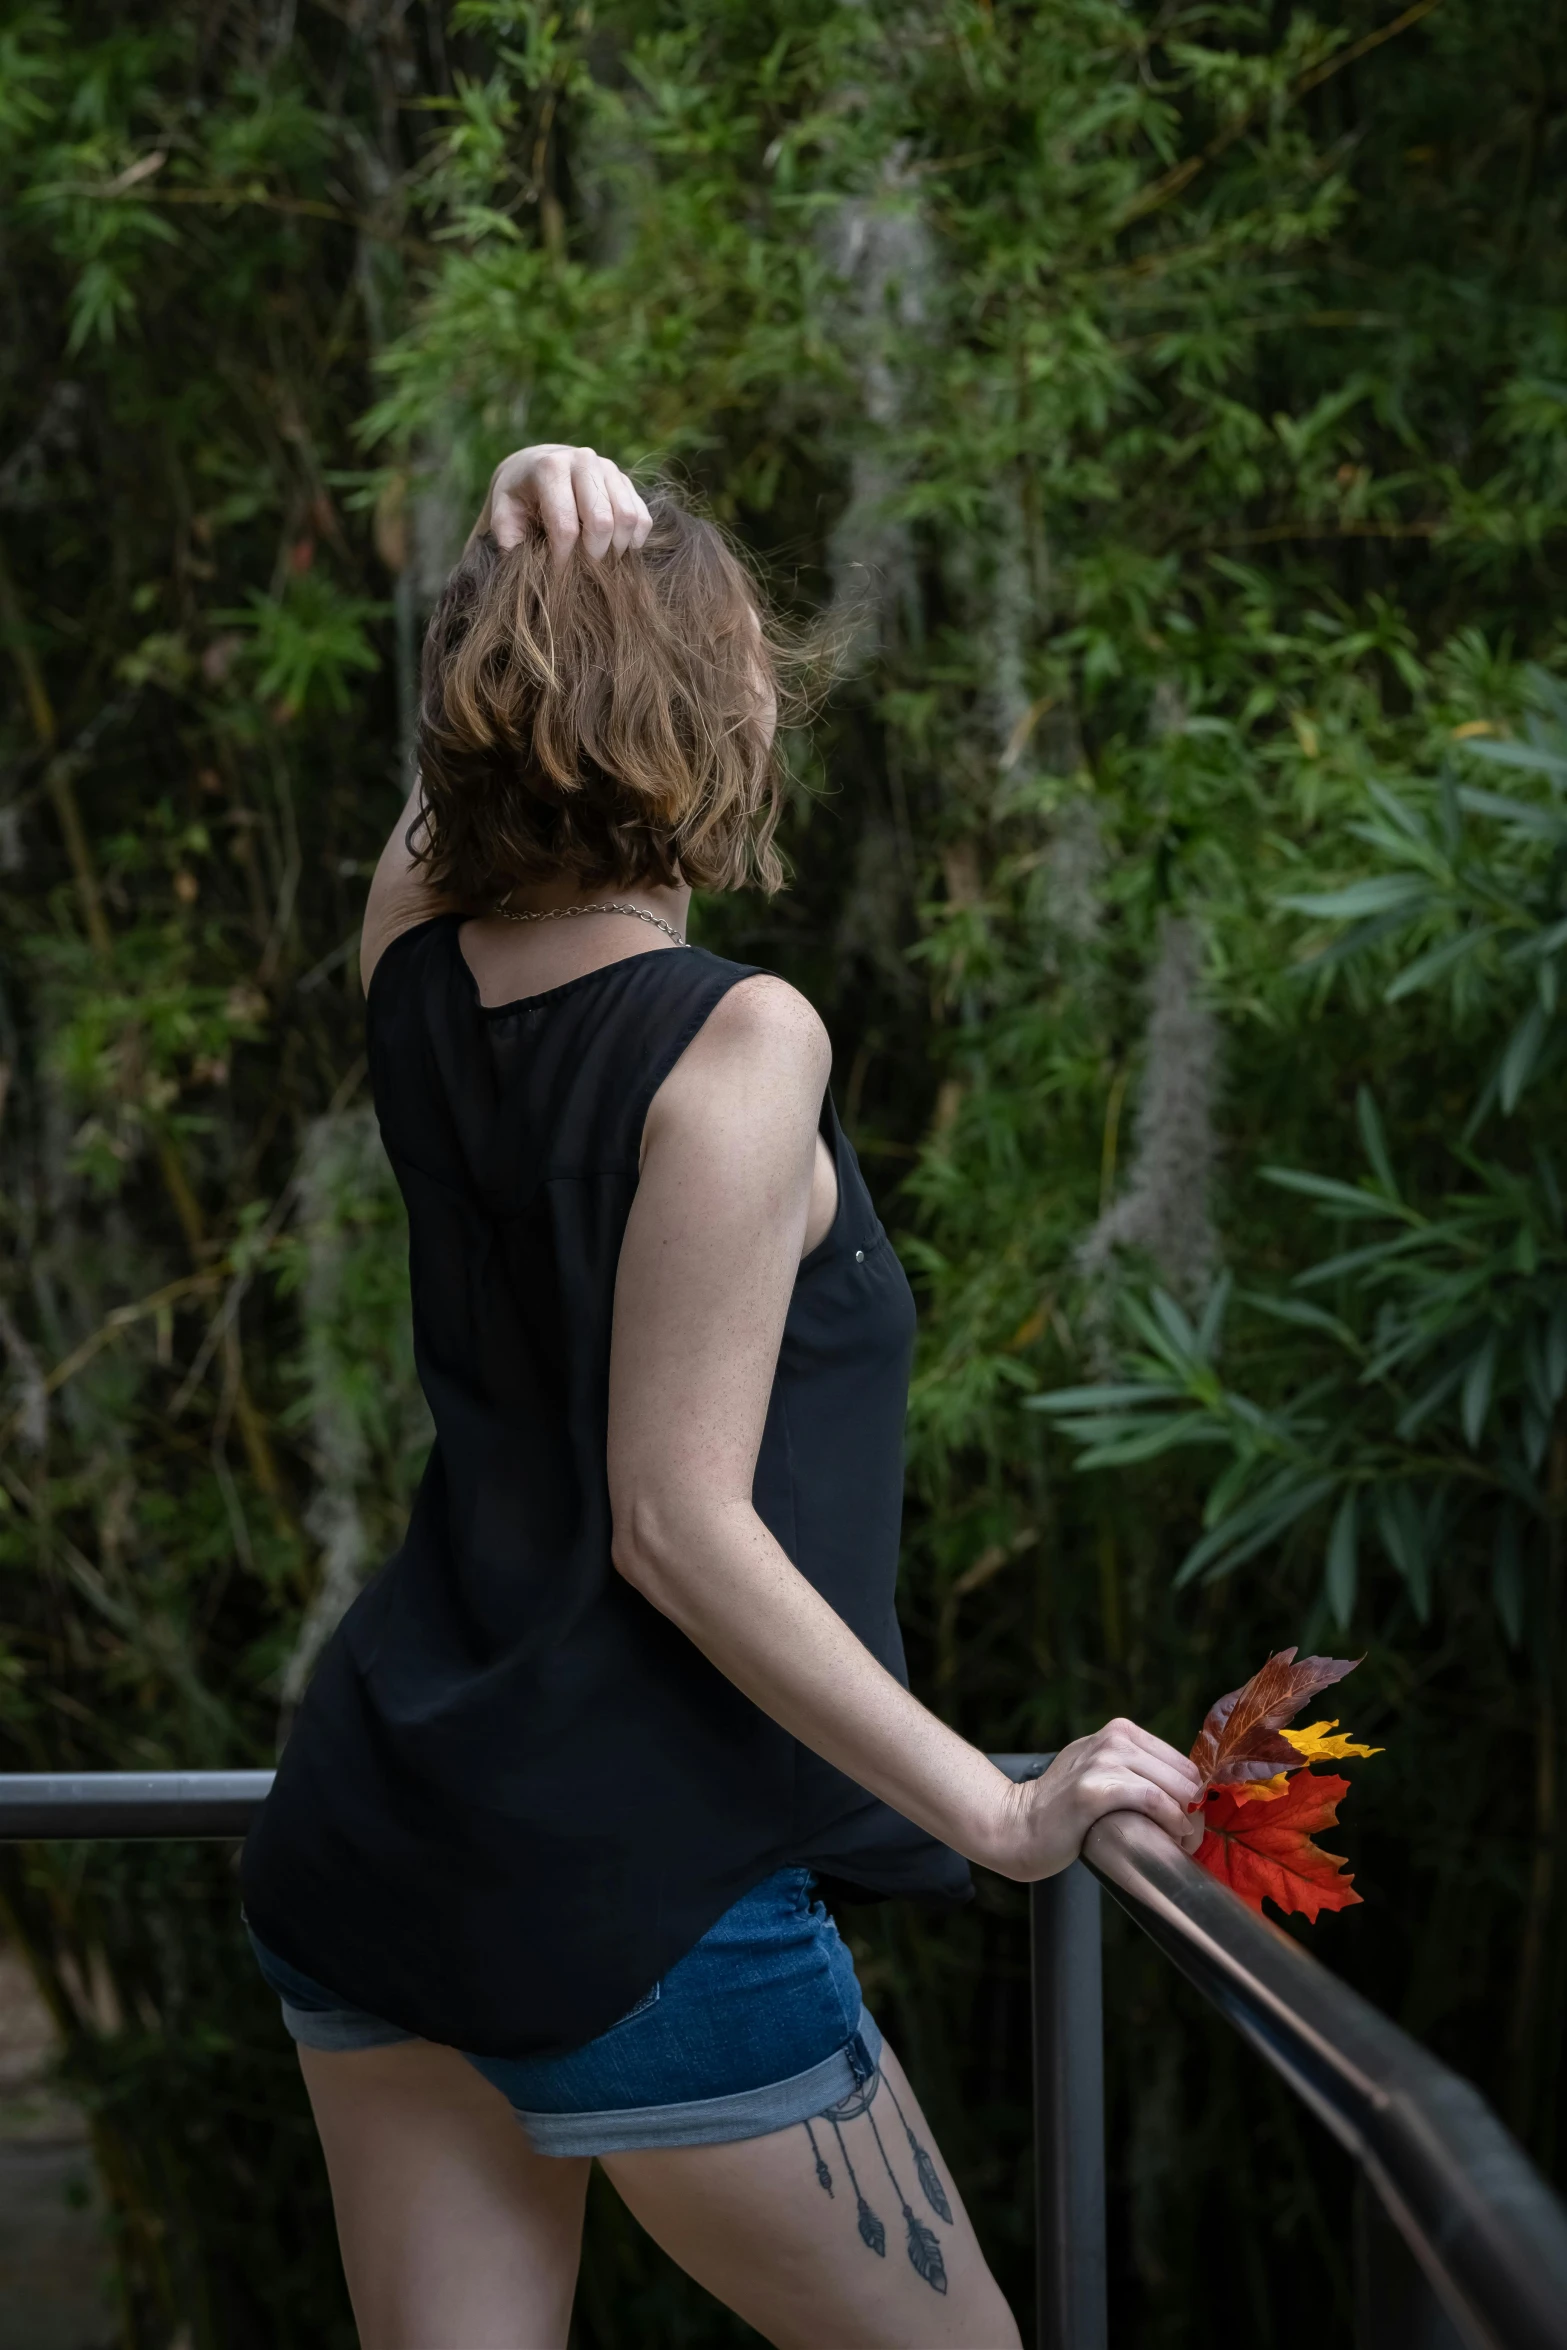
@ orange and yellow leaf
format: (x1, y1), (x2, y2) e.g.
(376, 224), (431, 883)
(1196, 1770), (1362, 1922)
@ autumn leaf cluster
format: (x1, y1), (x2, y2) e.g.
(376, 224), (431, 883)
(1189, 1650), (1382, 1924)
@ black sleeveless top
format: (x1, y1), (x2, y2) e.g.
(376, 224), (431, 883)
(240, 916), (970, 2059)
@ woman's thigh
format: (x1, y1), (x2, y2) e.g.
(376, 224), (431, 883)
(297, 2039), (590, 2350)
(601, 2038), (1021, 2350)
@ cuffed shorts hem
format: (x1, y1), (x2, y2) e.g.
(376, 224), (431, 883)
(512, 2010), (884, 2156)
(273, 1991), (412, 2052)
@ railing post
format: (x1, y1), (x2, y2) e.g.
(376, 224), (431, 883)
(1031, 1861), (1107, 2350)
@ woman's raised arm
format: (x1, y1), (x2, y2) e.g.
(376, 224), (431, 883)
(359, 446), (654, 990)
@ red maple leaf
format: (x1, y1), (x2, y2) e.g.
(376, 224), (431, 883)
(1189, 1646), (1360, 1792)
(1195, 1769), (1362, 1922)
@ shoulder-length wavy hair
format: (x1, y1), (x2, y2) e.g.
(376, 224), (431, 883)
(411, 489), (804, 903)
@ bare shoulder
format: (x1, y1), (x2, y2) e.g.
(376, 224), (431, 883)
(701, 972), (831, 1069)
(646, 971), (830, 1146)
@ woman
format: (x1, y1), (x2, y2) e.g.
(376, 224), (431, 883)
(241, 443), (1205, 2350)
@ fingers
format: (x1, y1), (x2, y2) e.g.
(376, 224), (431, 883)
(1136, 1780), (1201, 1851)
(1094, 1718), (1205, 1807)
(1104, 1744), (1200, 1812)
(1057, 1716), (1213, 1862)
(527, 449), (581, 560)
(569, 449), (616, 561)
(605, 463), (652, 554)
(1082, 1771), (1200, 1854)
(484, 445), (652, 564)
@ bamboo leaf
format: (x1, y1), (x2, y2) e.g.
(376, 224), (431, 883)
(1279, 875), (1432, 921)
(1522, 1320), (1554, 1421)
(1244, 1293), (1361, 1347)
(1324, 1488), (1358, 1628)
(1261, 1168), (1405, 1218)
(1394, 1358), (1469, 1440)
(1025, 1384), (1183, 1414)
(1498, 1000), (1547, 1114)
(1549, 1296), (1567, 1402)
(1492, 1509), (1524, 1646)
(1149, 1287), (1199, 1356)
(1522, 1397), (1550, 1474)
(1385, 930), (1487, 1003)
(1355, 1087), (1398, 1196)
(1174, 1473), (1340, 1587)
(1461, 1332), (1498, 1447)
(1196, 1268), (1232, 1357)
(1461, 741), (1567, 788)
(1373, 1485), (1432, 1621)
(1076, 1414), (1224, 1469)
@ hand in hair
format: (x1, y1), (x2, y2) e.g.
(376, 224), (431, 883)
(468, 444), (652, 566)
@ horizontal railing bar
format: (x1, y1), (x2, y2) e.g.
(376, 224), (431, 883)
(1084, 1807), (1567, 2350)
(0, 1764), (1063, 1842)
(0, 1771), (274, 1839)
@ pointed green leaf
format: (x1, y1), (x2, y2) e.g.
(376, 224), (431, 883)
(1385, 930), (1487, 1003)
(1492, 1510), (1524, 1646)
(1355, 1088), (1398, 1196)
(1173, 1472), (1339, 1587)
(1075, 1414), (1224, 1469)
(1549, 1296), (1567, 1402)
(1374, 1484), (1432, 1621)
(1400, 1353), (1475, 1438)
(1196, 1269), (1232, 1357)
(1461, 740), (1567, 788)
(1025, 1384), (1183, 1414)
(1261, 1167), (1404, 1217)
(1522, 1398), (1550, 1474)
(1456, 784), (1567, 836)
(1522, 1321), (1554, 1421)
(1325, 1489), (1358, 1629)
(1279, 875), (1432, 920)
(1461, 1332), (1498, 1447)
(1528, 916), (1567, 959)
(1245, 1293), (1361, 1348)
(1498, 1001), (1547, 1115)
(1149, 1288), (1198, 1356)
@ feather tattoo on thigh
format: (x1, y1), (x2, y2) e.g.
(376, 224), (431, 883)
(801, 2067), (952, 2292)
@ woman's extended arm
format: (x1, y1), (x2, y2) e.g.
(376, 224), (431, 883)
(607, 975), (1206, 1882)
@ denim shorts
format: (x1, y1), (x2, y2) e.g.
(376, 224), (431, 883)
(245, 1866), (883, 2156)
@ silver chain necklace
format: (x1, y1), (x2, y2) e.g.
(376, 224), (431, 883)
(493, 898), (688, 947)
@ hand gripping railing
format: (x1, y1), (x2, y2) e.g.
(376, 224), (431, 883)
(4, 1760), (1566, 2350)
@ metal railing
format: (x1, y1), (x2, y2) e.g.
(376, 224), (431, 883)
(4, 1760), (1567, 2350)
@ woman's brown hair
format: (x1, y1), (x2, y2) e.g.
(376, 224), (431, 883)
(411, 490), (799, 903)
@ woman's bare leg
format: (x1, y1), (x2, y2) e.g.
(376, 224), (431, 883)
(601, 2039), (1021, 2350)
(296, 2040), (590, 2350)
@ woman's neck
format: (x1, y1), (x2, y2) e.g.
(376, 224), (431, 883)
(457, 876), (693, 1007)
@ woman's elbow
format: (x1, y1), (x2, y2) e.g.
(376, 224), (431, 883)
(609, 1491), (683, 1608)
(610, 1483), (754, 1617)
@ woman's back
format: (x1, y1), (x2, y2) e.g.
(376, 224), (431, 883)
(240, 914), (968, 2059)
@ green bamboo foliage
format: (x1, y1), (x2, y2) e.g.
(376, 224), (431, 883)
(1, 2), (1563, 2341)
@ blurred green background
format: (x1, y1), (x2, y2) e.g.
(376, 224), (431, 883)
(0, 1), (1563, 2341)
